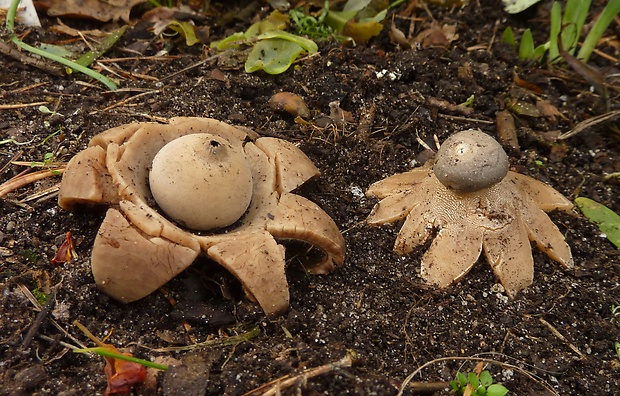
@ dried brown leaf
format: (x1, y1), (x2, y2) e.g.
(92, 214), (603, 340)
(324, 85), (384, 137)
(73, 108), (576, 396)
(36, 0), (145, 22)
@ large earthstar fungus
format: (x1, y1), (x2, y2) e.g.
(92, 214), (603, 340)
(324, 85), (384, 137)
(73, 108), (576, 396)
(58, 117), (345, 316)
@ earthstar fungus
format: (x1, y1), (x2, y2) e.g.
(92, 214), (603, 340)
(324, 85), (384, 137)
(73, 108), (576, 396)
(58, 117), (345, 316)
(366, 129), (574, 296)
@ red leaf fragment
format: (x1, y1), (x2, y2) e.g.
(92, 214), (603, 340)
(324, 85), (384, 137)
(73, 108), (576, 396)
(103, 345), (147, 396)
(51, 231), (77, 265)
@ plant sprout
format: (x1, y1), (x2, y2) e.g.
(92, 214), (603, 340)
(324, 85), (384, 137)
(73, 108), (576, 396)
(450, 370), (509, 396)
(503, 0), (620, 63)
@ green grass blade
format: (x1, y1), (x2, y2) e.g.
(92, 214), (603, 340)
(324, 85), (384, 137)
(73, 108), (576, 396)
(6, 0), (118, 90)
(74, 347), (169, 370)
(73, 25), (127, 69)
(502, 26), (516, 47)
(548, 1), (562, 63)
(561, 0), (590, 54)
(578, 0), (620, 62)
(518, 29), (535, 59)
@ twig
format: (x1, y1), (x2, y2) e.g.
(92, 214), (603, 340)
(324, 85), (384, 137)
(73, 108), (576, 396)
(140, 326), (261, 352)
(408, 381), (450, 392)
(0, 41), (64, 76)
(243, 350), (358, 396)
(91, 90), (162, 114)
(538, 318), (586, 359)
(21, 182), (61, 202)
(0, 168), (65, 198)
(0, 150), (22, 174)
(21, 289), (57, 349)
(37, 333), (80, 350)
(0, 101), (50, 110)
(3, 82), (47, 94)
(558, 109), (620, 139)
(17, 284), (88, 349)
(158, 52), (226, 83)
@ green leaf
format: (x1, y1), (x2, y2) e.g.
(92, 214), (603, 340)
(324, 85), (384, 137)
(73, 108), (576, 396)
(211, 32), (246, 50)
(168, 21), (199, 46)
(575, 197), (620, 248)
(531, 43), (549, 62)
(561, 0), (590, 55)
(38, 43), (76, 58)
(502, 26), (515, 47)
(503, 0), (543, 14)
(548, 1), (562, 62)
(450, 380), (460, 392)
(255, 30), (318, 53)
(457, 372), (468, 387)
(245, 39), (306, 74)
(487, 383), (510, 396)
(518, 29), (534, 59)
(479, 370), (493, 387)
(5, 0), (117, 90)
(468, 372), (480, 389)
(74, 347), (169, 370)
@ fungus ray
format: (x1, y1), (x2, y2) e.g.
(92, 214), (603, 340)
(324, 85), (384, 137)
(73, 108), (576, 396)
(520, 195), (574, 269)
(483, 215), (534, 297)
(420, 222), (484, 288)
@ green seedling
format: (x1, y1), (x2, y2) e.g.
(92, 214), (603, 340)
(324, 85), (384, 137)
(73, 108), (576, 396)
(38, 105), (60, 116)
(460, 95), (475, 107)
(611, 304), (620, 324)
(211, 11), (318, 74)
(5, 0), (118, 90)
(615, 342), (620, 361)
(289, 4), (335, 39)
(450, 370), (509, 396)
(575, 197), (620, 249)
(503, 0), (620, 64)
(324, 0), (389, 44)
(31, 287), (48, 305)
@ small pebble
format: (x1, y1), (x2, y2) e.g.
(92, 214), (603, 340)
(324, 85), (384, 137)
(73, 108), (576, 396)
(6, 221), (16, 233)
(269, 92), (310, 119)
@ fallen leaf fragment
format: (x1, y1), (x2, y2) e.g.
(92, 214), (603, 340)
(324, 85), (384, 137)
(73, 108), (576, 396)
(51, 231), (78, 265)
(35, 0), (146, 22)
(513, 71), (543, 94)
(74, 321), (148, 396)
(415, 23), (458, 49)
(102, 347), (148, 396)
(575, 197), (620, 248)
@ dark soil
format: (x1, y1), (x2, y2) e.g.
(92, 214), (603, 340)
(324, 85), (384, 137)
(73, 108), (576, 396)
(1, 0), (619, 395)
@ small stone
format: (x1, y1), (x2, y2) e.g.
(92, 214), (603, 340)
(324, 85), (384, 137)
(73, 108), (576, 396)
(269, 92), (311, 119)
(14, 365), (47, 389)
(6, 221), (16, 233)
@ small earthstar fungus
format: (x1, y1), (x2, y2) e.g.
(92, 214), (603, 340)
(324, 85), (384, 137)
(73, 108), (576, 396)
(58, 117), (345, 316)
(366, 129), (574, 297)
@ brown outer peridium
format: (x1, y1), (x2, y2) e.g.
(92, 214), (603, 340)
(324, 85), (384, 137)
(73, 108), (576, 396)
(58, 117), (346, 316)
